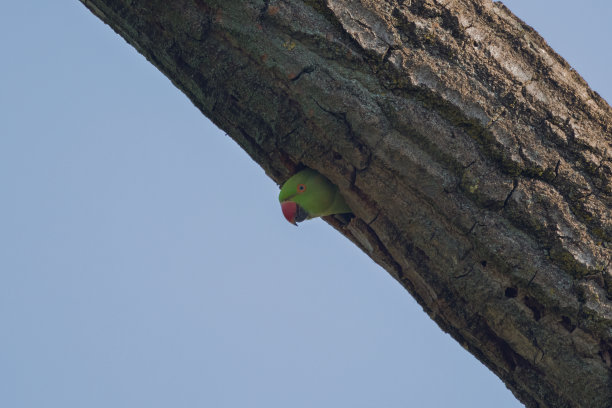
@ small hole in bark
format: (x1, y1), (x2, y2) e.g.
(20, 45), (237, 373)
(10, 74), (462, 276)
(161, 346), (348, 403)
(480, 260), (487, 267)
(505, 287), (518, 298)
(333, 152), (343, 160)
(473, 40), (479, 47)
(560, 316), (576, 333)
(523, 296), (543, 321)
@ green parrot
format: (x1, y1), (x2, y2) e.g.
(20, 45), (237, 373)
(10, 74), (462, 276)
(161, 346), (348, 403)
(278, 168), (351, 225)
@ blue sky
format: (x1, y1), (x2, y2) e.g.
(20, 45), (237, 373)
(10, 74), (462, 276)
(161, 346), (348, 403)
(1, 1), (609, 407)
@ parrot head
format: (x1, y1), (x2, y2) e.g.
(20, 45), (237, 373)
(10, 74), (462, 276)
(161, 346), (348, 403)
(278, 168), (351, 225)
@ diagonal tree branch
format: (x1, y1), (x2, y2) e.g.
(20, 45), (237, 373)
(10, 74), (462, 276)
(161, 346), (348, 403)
(78, 0), (612, 406)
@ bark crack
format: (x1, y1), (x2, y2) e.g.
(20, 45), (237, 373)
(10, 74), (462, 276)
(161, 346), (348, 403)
(503, 178), (519, 210)
(454, 262), (474, 279)
(290, 64), (316, 81)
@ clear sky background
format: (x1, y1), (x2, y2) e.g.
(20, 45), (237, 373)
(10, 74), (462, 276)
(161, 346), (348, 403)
(1, 1), (609, 407)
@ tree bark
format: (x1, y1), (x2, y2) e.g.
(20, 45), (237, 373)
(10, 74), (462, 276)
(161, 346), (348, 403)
(78, 0), (611, 406)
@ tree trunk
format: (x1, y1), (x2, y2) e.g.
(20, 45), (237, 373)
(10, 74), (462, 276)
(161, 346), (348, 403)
(78, 0), (611, 406)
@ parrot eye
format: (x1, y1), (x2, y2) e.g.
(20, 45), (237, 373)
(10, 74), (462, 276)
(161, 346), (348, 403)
(297, 183), (306, 193)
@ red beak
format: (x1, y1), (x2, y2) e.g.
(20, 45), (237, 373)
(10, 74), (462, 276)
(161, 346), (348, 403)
(281, 201), (298, 225)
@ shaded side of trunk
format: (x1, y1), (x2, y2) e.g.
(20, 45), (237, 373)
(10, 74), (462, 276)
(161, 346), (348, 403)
(79, 0), (612, 406)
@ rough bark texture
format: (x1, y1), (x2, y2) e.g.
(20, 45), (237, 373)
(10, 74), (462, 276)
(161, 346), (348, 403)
(78, 0), (611, 406)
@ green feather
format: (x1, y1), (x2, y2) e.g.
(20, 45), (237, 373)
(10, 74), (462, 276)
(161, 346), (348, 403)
(279, 168), (351, 219)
